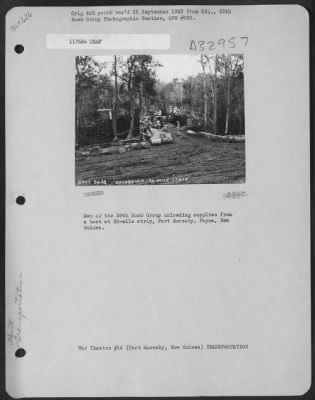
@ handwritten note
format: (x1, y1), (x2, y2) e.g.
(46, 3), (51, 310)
(9, 10), (32, 32)
(190, 36), (248, 52)
(7, 272), (26, 348)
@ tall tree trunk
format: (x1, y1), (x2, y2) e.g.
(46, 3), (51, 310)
(127, 100), (135, 139)
(180, 81), (183, 109)
(203, 78), (207, 129)
(75, 62), (83, 146)
(76, 108), (81, 146)
(225, 55), (231, 135)
(75, 94), (80, 146)
(112, 55), (118, 141)
(139, 80), (144, 116)
(200, 55), (208, 130)
(126, 61), (134, 140)
(213, 55), (217, 135)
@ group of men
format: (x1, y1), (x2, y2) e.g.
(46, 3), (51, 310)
(140, 116), (164, 142)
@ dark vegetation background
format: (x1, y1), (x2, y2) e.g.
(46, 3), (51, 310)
(75, 54), (244, 146)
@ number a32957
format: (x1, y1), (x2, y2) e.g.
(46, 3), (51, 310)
(189, 37), (248, 52)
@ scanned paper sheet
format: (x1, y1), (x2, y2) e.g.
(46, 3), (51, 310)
(6, 4), (310, 397)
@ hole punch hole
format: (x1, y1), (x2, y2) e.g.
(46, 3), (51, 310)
(16, 196), (25, 205)
(15, 348), (26, 358)
(14, 44), (24, 54)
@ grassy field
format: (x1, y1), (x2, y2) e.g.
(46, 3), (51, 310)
(75, 132), (245, 186)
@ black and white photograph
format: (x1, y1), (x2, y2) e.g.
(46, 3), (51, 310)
(75, 54), (245, 185)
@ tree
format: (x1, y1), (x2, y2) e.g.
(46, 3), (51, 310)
(203, 54), (218, 134)
(230, 55), (244, 135)
(124, 56), (137, 139)
(200, 55), (209, 129)
(224, 54), (232, 135)
(222, 54), (244, 135)
(121, 55), (161, 139)
(75, 57), (100, 145)
(111, 55), (119, 141)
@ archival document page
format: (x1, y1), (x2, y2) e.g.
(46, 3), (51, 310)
(5, 4), (310, 397)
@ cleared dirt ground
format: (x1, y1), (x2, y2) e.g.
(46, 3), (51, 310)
(75, 132), (245, 186)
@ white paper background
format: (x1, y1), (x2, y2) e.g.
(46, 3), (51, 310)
(6, 5), (310, 397)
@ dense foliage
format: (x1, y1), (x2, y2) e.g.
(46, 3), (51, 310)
(75, 54), (244, 146)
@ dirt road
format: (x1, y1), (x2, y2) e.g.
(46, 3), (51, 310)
(75, 132), (245, 185)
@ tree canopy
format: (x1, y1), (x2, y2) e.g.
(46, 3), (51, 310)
(75, 54), (244, 146)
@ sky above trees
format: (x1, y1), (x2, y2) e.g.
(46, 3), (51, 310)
(94, 54), (202, 82)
